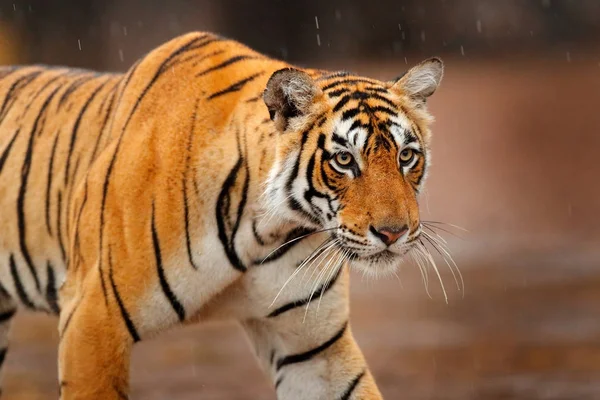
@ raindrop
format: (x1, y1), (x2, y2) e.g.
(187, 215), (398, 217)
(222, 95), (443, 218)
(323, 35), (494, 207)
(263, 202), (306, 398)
(137, 20), (143, 28)
(460, 45), (465, 56)
(28, 4), (32, 12)
(123, 26), (128, 36)
(566, 52), (571, 62)
(77, 39), (82, 51)
(476, 19), (482, 33)
(404, 56), (408, 64)
(316, 34), (321, 47)
(401, 31), (406, 40)
(398, 23), (402, 31)
(315, 16), (319, 30)
(335, 10), (342, 21)
(420, 31), (426, 42)
(119, 49), (124, 62)
(567, 204), (572, 217)
(12, 4), (15, 11)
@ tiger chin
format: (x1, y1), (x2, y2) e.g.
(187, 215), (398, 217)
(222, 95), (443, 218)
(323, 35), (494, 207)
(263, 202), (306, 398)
(0, 31), (442, 399)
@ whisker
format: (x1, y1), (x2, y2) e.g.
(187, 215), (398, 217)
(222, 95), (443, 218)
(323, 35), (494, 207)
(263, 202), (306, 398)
(422, 223), (464, 239)
(304, 247), (344, 321)
(410, 246), (432, 299)
(260, 227), (337, 264)
(417, 240), (448, 304)
(421, 232), (461, 292)
(268, 238), (335, 308)
(316, 248), (347, 313)
(300, 240), (340, 286)
(421, 230), (464, 296)
(421, 220), (468, 232)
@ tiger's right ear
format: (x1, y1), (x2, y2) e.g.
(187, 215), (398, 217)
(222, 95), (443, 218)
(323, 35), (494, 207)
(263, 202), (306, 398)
(263, 68), (320, 131)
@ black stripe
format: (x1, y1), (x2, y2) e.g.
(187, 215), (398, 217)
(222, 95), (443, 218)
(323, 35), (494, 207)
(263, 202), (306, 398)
(275, 376), (283, 389)
(268, 264), (342, 318)
(283, 120), (323, 225)
(57, 74), (96, 107)
(190, 49), (226, 68)
(207, 72), (264, 100)
(332, 94), (352, 113)
(45, 132), (60, 235)
(0, 348), (6, 366)
(0, 129), (19, 175)
(64, 77), (110, 185)
(168, 36), (222, 69)
(0, 309), (16, 323)
(59, 296), (81, 342)
(276, 322), (348, 370)
(332, 133), (349, 147)
(251, 219), (267, 246)
(56, 191), (67, 262)
(245, 95), (261, 103)
(0, 70), (43, 121)
(322, 78), (380, 92)
(316, 71), (351, 81)
(9, 254), (36, 309)
(366, 92), (397, 109)
(108, 247), (141, 342)
(183, 100), (200, 270)
(72, 180), (89, 271)
(256, 226), (314, 265)
(341, 108), (360, 121)
(182, 183), (200, 270)
(338, 370), (365, 400)
(196, 55), (257, 77)
(368, 105), (396, 116)
(19, 71), (68, 117)
(17, 85), (62, 292)
(215, 157), (248, 272)
(46, 261), (60, 314)
(327, 88), (350, 98)
(89, 79), (120, 165)
(65, 156), (82, 235)
(151, 203), (186, 321)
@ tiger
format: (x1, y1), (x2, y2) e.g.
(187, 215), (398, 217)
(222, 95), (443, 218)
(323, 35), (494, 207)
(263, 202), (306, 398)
(0, 31), (443, 399)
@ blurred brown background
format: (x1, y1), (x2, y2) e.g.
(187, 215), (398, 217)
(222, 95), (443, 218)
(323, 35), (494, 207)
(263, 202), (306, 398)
(1, 0), (600, 399)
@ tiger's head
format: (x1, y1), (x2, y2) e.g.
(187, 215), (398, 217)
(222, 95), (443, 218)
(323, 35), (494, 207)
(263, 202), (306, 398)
(262, 58), (443, 275)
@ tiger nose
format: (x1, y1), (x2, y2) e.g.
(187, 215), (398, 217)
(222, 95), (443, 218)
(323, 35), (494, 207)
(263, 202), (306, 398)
(369, 225), (409, 246)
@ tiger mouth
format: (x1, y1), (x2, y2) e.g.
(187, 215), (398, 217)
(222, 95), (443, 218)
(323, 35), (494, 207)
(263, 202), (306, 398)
(343, 245), (415, 265)
(344, 249), (399, 263)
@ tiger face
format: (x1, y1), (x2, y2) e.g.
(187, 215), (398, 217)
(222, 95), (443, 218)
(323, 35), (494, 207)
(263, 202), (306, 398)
(263, 58), (443, 275)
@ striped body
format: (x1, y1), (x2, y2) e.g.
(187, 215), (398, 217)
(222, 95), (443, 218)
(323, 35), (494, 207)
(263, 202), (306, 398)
(0, 32), (443, 399)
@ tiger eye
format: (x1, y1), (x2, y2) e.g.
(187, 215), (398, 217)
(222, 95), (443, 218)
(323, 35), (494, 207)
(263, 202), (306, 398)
(399, 149), (415, 164)
(335, 152), (354, 167)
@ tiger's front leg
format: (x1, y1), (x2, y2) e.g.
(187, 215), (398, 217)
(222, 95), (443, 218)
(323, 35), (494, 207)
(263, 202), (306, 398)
(242, 267), (383, 400)
(57, 265), (135, 400)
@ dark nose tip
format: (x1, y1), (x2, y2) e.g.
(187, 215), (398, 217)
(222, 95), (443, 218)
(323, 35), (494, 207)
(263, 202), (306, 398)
(369, 225), (409, 246)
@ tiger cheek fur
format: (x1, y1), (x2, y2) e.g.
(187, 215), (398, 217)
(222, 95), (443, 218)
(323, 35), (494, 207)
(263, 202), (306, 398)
(0, 31), (442, 399)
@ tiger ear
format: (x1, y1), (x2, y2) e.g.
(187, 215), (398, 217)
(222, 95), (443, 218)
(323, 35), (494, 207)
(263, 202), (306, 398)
(263, 68), (320, 131)
(391, 57), (444, 104)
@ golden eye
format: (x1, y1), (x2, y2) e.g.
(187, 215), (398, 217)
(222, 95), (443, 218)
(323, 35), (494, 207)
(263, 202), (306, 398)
(399, 148), (416, 165)
(334, 152), (354, 167)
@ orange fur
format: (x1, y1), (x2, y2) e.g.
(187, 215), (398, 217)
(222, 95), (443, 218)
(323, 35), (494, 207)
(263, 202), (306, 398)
(0, 32), (442, 399)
